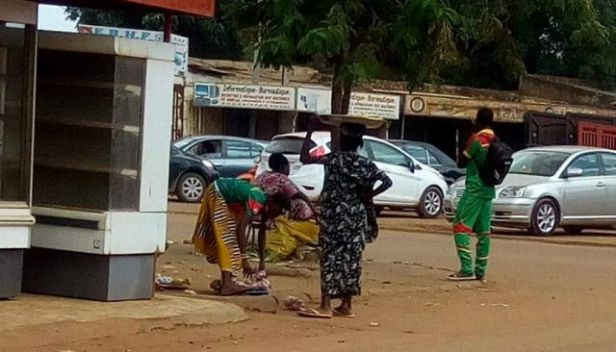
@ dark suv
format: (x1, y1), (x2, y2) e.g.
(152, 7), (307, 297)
(169, 146), (219, 203)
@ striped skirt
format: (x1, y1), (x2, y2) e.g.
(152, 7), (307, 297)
(192, 184), (243, 276)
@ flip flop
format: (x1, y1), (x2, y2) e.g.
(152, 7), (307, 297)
(245, 287), (270, 296)
(297, 308), (332, 319)
(333, 308), (356, 318)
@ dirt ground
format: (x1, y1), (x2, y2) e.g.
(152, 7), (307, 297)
(2, 202), (616, 352)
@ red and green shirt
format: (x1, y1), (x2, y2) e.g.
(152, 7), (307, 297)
(215, 178), (267, 217)
(463, 129), (496, 199)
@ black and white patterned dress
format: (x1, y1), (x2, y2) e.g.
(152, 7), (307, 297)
(318, 152), (390, 298)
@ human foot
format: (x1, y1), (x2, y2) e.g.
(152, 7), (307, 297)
(333, 307), (356, 318)
(447, 272), (477, 281)
(219, 280), (251, 296)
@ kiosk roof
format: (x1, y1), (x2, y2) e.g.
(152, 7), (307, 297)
(29, 0), (215, 17)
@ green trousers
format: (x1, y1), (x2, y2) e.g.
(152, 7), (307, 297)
(453, 194), (493, 277)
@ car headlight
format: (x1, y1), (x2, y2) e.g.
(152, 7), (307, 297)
(202, 159), (215, 170)
(499, 186), (526, 198)
(447, 185), (458, 196)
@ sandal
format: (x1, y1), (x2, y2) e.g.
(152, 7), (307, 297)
(333, 308), (356, 318)
(446, 272), (477, 281)
(297, 308), (333, 319)
(219, 280), (252, 296)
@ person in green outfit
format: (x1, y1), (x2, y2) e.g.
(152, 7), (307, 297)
(448, 108), (497, 283)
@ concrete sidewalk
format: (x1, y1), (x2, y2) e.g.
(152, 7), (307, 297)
(0, 294), (248, 332)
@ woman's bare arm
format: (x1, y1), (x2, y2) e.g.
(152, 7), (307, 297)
(258, 211), (267, 271)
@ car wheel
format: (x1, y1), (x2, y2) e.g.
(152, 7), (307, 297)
(562, 226), (583, 234)
(176, 172), (206, 203)
(530, 198), (560, 236)
(418, 187), (443, 219)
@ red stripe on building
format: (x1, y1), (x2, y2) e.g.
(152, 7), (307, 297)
(29, 0), (215, 17)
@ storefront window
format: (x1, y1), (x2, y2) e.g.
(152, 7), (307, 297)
(0, 23), (34, 203)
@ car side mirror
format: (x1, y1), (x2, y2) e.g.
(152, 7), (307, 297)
(565, 168), (583, 178)
(409, 160), (416, 174)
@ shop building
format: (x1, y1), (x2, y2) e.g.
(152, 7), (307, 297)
(395, 91), (616, 159)
(180, 60), (404, 140)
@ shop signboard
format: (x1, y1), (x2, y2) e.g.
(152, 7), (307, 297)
(78, 24), (189, 75)
(194, 83), (296, 111)
(296, 88), (401, 120)
(296, 87), (332, 114)
(349, 92), (400, 120)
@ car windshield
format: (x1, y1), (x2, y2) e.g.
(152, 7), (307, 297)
(266, 137), (315, 154)
(509, 151), (571, 176)
(425, 146), (456, 167)
(174, 138), (194, 150)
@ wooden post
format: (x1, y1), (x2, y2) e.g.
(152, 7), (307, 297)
(163, 13), (173, 43)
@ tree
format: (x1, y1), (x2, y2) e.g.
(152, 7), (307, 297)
(442, 0), (614, 89)
(225, 0), (467, 114)
(67, 0), (616, 96)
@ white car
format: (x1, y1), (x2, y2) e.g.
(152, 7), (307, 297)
(256, 132), (449, 218)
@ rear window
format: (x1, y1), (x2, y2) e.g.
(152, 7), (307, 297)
(266, 137), (315, 154)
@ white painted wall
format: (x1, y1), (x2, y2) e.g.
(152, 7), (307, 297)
(139, 59), (174, 213)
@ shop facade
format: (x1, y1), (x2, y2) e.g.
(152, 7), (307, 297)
(398, 93), (616, 159)
(189, 83), (403, 140)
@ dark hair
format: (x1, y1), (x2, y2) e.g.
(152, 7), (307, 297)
(269, 153), (289, 172)
(340, 134), (364, 152)
(269, 192), (290, 209)
(339, 123), (366, 152)
(476, 108), (494, 126)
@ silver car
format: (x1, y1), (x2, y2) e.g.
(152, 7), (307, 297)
(444, 146), (616, 236)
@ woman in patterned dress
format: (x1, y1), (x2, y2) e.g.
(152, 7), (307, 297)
(298, 119), (392, 318)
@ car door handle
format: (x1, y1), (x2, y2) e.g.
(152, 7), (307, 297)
(597, 181), (606, 188)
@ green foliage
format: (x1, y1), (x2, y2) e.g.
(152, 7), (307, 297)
(67, 0), (616, 94)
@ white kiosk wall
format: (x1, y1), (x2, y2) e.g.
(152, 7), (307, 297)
(22, 32), (174, 301)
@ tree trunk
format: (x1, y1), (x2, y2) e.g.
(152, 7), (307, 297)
(331, 58), (345, 115)
(331, 67), (354, 115)
(341, 76), (353, 115)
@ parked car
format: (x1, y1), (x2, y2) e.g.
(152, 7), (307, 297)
(444, 146), (616, 236)
(391, 140), (465, 184)
(169, 146), (219, 203)
(257, 132), (449, 218)
(174, 135), (268, 177)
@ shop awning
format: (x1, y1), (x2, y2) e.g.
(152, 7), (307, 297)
(28, 0), (215, 17)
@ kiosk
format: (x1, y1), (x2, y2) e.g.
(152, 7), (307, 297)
(22, 32), (175, 301)
(0, 1), (37, 299)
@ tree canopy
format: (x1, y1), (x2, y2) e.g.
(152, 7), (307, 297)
(67, 0), (616, 111)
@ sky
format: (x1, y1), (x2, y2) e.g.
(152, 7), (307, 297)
(37, 5), (78, 32)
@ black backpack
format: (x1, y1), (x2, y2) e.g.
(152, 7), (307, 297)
(478, 139), (513, 186)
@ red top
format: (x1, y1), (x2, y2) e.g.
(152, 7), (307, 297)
(30, 0), (215, 17)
